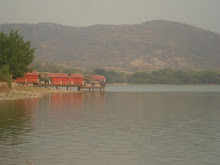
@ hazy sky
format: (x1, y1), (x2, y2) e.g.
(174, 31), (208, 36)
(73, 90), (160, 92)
(1, 0), (220, 33)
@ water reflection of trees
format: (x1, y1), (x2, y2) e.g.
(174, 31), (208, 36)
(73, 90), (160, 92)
(0, 99), (38, 145)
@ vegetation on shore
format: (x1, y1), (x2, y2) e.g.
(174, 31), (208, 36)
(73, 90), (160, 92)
(93, 68), (220, 85)
(0, 30), (35, 87)
(31, 62), (220, 85)
(0, 65), (12, 87)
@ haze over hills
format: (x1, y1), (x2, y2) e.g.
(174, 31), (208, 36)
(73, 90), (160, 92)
(1, 20), (220, 71)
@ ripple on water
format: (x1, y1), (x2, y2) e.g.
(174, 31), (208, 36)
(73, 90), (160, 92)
(0, 87), (220, 165)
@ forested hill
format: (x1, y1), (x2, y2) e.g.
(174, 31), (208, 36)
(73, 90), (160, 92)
(0, 20), (220, 71)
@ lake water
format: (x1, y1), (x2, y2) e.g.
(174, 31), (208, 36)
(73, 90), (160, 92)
(0, 85), (220, 165)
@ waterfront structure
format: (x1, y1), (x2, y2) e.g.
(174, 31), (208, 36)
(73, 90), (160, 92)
(47, 73), (69, 85)
(15, 71), (39, 84)
(15, 72), (106, 91)
(69, 74), (84, 85)
(91, 75), (106, 87)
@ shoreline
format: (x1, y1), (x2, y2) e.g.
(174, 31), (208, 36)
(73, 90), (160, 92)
(108, 83), (220, 86)
(0, 85), (81, 101)
(1, 83), (219, 101)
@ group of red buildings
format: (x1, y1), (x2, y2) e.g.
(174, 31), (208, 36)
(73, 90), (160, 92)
(46, 73), (84, 85)
(15, 71), (106, 86)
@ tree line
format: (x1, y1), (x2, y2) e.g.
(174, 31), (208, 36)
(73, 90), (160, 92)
(93, 68), (220, 84)
(31, 64), (220, 85)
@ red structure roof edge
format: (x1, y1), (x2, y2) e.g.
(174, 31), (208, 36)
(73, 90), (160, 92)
(25, 71), (39, 76)
(92, 75), (106, 80)
(70, 74), (83, 78)
(47, 73), (69, 78)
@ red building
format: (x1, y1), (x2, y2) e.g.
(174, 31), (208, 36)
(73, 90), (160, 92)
(15, 71), (39, 84)
(91, 75), (106, 82)
(69, 74), (84, 85)
(91, 75), (106, 87)
(47, 73), (69, 85)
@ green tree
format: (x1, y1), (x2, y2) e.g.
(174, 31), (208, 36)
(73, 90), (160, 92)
(94, 68), (106, 75)
(63, 67), (77, 74)
(93, 68), (127, 83)
(0, 30), (35, 78)
(0, 65), (12, 87)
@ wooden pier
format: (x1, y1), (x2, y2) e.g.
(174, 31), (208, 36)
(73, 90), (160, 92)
(36, 84), (105, 91)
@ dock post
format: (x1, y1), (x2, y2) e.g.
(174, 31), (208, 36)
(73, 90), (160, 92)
(78, 87), (80, 91)
(67, 87), (69, 90)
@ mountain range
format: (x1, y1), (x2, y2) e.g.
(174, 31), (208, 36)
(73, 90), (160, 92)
(0, 20), (220, 71)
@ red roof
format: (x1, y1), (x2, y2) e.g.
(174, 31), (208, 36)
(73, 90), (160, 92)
(92, 75), (106, 80)
(25, 71), (39, 76)
(70, 74), (83, 78)
(47, 73), (69, 78)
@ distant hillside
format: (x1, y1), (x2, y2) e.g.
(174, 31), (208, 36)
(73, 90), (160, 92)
(1, 20), (220, 71)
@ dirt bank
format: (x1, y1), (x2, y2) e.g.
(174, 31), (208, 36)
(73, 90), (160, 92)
(0, 84), (81, 101)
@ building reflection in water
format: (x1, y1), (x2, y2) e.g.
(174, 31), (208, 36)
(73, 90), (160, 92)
(49, 93), (84, 113)
(0, 92), (106, 144)
(48, 92), (106, 114)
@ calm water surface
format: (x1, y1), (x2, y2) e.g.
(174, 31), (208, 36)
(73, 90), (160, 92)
(0, 85), (220, 165)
